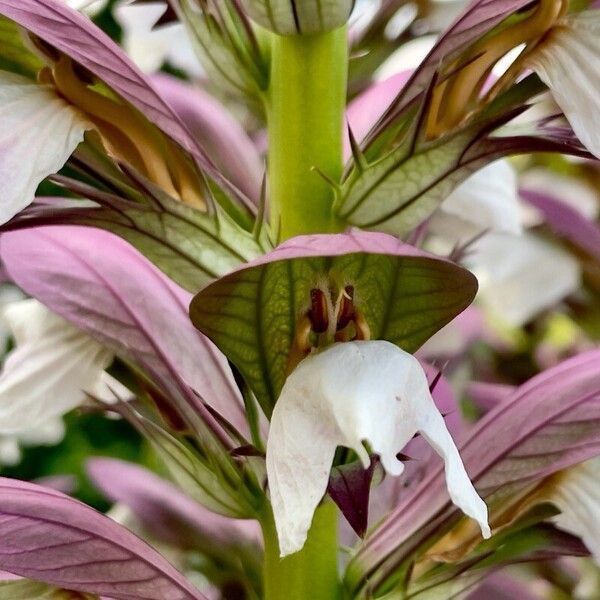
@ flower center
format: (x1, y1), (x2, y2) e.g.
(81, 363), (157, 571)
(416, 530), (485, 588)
(287, 283), (371, 373)
(40, 56), (205, 209)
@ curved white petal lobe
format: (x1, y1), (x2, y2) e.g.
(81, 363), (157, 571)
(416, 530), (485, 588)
(16, 417), (66, 447)
(0, 72), (91, 225)
(430, 160), (523, 241)
(529, 12), (600, 159)
(266, 340), (489, 557)
(0, 417), (67, 466)
(0, 438), (21, 466)
(551, 457), (600, 564)
(114, 2), (200, 76)
(0, 299), (115, 434)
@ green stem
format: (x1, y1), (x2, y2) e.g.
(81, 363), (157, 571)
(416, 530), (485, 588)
(262, 25), (347, 600)
(262, 501), (341, 600)
(267, 27), (348, 240)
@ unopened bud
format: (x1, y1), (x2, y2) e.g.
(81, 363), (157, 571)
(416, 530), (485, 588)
(243, 0), (353, 35)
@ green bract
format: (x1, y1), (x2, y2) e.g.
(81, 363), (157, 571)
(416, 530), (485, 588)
(339, 132), (478, 235)
(179, 0), (269, 99)
(128, 408), (262, 519)
(8, 171), (267, 293)
(190, 233), (478, 416)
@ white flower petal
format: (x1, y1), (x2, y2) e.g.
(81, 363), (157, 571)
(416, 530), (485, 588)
(0, 438), (20, 466)
(0, 299), (114, 434)
(529, 12), (600, 159)
(17, 417), (66, 446)
(0, 418), (67, 467)
(0, 72), (91, 225)
(551, 457), (600, 564)
(430, 160), (523, 241)
(375, 36), (437, 81)
(65, 0), (108, 16)
(467, 233), (580, 327)
(266, 340), (489, 557)
(113, 2), (201, 76)
(3, 295), (51, 346)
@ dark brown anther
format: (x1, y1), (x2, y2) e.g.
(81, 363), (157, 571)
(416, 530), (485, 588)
(337, 285), (355, 330)
(308, 288), (329, 333)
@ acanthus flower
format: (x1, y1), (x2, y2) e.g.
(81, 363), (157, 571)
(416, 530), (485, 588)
(464, 376), (600, 567)
(527, 9), (600, 159)
(0, 298), (129, 435)
(0, 0), (598, 597)
(465, 232), (580, 327)
(0, 72), (91, 224)
(346, 72), (524, 239)
(418, 1), (600, 163)
(266, 340), (490, 556)
(550, 458), (600, 566)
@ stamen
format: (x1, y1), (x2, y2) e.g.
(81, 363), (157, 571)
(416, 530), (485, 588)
(51, 57), (204, 207)
(286, 314), (313, 375)
(353, 312), (371, 341)
(336, 286), (355, 330)
(308, 288), (329, 333)
(90, 119), (148, 175)
(427, 0), (565, 138)
(287, 284), (371, 371)
(170, 155), (207, 210)
(37, 67), (54, 86)
(489, 0), (569, 98)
